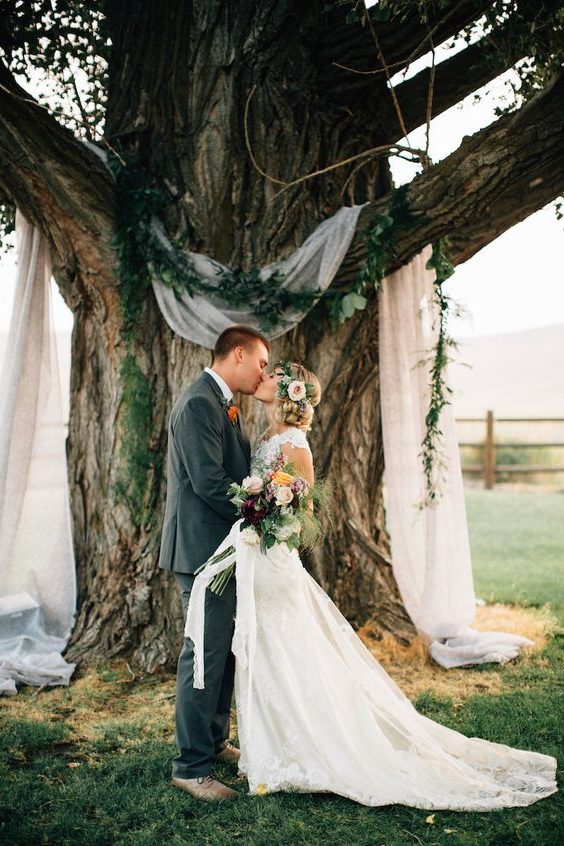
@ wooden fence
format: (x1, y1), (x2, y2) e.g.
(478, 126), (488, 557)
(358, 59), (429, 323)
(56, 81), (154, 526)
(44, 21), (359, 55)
(457, 411), (564, 489)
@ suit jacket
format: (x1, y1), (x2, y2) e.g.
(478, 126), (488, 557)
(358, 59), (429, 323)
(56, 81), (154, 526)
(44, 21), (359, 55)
(158, 371), (251, 574)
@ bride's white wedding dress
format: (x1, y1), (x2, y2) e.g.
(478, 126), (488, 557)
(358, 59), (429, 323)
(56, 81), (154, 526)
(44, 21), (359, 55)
(188, 427), (558, 810)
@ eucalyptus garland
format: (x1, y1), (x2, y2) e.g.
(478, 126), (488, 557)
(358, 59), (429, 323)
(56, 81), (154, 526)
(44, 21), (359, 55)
(108, 152), (326, 334)
(417, 239), (458, 509)
(108, 152), (379, 333)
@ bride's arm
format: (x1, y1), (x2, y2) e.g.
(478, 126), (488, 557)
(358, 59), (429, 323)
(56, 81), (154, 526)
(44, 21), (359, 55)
(280, 443), (314, 488)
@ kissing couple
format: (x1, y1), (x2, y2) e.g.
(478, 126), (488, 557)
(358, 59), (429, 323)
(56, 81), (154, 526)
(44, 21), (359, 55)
(158, 325), (557, 808)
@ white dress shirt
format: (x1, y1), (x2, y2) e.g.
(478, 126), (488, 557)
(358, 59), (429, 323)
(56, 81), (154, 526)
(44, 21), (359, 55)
(204, 367), (233, 402)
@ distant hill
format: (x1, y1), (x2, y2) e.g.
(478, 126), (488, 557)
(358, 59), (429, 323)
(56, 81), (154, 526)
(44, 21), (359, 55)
(448, 323), (564, 418)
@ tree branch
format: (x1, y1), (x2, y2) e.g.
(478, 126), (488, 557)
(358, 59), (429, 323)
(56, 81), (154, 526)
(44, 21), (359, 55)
(320, 0), (492, 92)
(327, 0), (562, 137)
(337, 70), (564, 282)
(374, 0), (495, 72)
(391, 34), (517, 136)
(0, 60), (116, 309)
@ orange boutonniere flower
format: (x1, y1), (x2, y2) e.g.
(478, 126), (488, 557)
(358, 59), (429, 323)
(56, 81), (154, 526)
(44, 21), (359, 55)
(227, 405), (239, 423)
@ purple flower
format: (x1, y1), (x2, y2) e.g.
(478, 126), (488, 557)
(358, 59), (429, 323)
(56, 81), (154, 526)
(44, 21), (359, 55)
(241, 498), (266, 525)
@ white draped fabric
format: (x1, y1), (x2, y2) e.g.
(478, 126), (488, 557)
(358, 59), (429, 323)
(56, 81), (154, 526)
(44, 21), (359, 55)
(378, 247), (533, 667)
(151, 203), (368, 348)
(0, 212), (76, 695)
(184, 517), (258, 731)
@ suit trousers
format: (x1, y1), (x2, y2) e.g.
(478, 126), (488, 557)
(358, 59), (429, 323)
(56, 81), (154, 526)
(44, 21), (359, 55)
(172, 571), (237, 779)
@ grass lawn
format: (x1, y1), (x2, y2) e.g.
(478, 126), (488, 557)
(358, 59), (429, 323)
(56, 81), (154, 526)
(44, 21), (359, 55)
(467, 489), (564, 606)
(1, 490), (562, 846)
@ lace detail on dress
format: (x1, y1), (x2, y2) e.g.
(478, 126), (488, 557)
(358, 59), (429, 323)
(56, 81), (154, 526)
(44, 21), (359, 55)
(252, 427), (311, 467)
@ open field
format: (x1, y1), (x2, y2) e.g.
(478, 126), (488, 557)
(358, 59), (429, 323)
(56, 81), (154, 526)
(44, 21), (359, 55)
(449, 323), (564, 418)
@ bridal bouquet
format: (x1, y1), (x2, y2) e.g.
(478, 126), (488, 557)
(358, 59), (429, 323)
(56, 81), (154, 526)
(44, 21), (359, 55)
(194, 450), (323, 595)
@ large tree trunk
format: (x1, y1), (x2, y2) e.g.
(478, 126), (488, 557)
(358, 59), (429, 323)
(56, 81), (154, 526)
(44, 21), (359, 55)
(65, 288), (413, 672)
(64, 1), (415, 669)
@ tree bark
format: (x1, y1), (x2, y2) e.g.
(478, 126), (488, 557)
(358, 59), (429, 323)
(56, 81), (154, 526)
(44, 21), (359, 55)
(0, 1), (562, 669)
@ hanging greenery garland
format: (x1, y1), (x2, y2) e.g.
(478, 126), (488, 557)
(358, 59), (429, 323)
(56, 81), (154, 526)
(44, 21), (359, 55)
(419, 240), (458, 509)
(110, 153), (163, 520)
(114, 352), (162, 525)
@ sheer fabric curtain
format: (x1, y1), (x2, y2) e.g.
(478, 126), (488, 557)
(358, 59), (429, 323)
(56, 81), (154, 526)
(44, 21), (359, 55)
(0, 212), (76, 695)
(378, 247), (532, 667)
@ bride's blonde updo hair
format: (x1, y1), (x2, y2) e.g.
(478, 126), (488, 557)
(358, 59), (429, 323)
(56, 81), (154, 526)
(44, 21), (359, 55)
(273, 361), (321, 432)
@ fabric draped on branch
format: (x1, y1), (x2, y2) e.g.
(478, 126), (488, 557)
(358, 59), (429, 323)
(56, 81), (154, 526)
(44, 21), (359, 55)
(151, 203), (368, 348)
(0, 212), (76, 695)
(378, 247), (533, 667)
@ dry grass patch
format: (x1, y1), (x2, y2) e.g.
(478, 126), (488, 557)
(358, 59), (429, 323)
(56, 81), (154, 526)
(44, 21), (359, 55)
(358, 602), (557, 702)
(1, 662), (178, 746)
(2, 603), (556, 737)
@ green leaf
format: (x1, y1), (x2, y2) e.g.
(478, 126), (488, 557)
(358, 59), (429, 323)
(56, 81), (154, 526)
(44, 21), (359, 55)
(340, 292), (367, 319)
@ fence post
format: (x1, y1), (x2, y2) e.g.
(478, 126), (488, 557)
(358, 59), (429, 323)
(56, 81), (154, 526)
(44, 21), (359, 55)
(484, 409), (495, 490)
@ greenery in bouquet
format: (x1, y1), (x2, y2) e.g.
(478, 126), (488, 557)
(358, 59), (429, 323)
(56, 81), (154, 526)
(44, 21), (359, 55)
(195, 449), (327, 595)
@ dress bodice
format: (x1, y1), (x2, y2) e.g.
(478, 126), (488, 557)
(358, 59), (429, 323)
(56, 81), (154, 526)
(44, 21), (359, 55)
(252, 427), (311, 467)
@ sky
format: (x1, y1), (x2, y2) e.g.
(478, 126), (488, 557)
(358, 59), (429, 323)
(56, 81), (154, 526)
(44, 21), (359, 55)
(0, 14), (562, 341)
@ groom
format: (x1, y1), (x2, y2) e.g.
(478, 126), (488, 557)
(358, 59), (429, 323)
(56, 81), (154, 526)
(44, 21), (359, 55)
(158, 325), (270, 801)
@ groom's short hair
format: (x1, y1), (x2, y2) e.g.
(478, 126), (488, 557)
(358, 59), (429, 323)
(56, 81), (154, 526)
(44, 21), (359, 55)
(212, 325), (271, 362)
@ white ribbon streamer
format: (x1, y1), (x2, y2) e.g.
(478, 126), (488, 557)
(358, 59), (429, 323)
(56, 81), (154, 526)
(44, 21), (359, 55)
(184, 519), (259, 703)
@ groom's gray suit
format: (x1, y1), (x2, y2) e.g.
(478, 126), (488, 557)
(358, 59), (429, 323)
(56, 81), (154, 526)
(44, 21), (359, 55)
(159, 370), (251, 779)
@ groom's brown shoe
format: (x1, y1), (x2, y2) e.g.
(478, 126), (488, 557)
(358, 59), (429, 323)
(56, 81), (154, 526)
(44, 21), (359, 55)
(171, 774), (239, 801)
(215, 742), (241, 764)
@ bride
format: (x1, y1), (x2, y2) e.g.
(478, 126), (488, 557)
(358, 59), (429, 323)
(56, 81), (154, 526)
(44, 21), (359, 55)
(187, 361), (557, 810)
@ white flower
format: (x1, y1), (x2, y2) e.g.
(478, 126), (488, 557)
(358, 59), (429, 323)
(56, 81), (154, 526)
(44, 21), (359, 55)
(273, 518), (301, 541)
(274, 486), (294, 506)
(272, 523), (294, 541)
(240, 526), (260, 546)
(242, 475), (263, 494)
(287, 380), (306, 401)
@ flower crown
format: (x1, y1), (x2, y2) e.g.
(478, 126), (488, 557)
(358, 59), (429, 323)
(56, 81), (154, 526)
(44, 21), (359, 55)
(275, 360), (315, 414)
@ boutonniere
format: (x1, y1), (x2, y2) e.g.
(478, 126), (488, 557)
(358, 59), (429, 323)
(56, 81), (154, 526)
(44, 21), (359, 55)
(219, 396), (239, 425)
